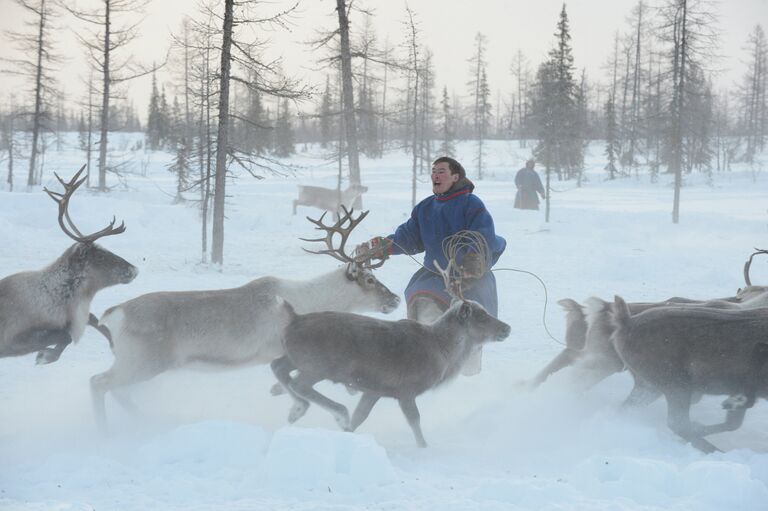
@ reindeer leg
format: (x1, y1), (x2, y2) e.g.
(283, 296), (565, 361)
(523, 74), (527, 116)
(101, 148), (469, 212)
(398, 397), (427, 448)
(289, 372), (350, 431)
(572, 353), (624, 390)
(35, 332), (73, 365)
(698, 342), (768, 437)
(2, 328), (72, 364)
(90, 359), (166, 432)
(529, 348), (581, 387)
(664, 388), (720, 454)
(349, 392), (380, 431)
(695, 408), (748, 437)
(725, 342), (768, 411)
(621, 376), (662, 408)
(271, 357), (310, 423)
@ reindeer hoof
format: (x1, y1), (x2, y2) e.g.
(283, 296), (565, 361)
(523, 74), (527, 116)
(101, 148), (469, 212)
(270, 382), (286, 396)
(35, 349), (59, 365)
(334, 408), (351, 430)
(288, 402), (308, 423)
(722, 394), (749, 410)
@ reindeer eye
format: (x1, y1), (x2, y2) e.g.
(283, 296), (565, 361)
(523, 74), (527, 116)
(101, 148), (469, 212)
(365, 276), (375, 285)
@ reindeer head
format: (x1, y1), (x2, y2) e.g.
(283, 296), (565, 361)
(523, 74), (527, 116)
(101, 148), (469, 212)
(449, 299), (511, 344)
(302, 206), (400, 314)
(45, 165), (138, 292)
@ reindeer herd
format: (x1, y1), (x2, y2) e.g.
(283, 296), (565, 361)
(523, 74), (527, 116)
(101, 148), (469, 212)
(1, 166), (767, 453)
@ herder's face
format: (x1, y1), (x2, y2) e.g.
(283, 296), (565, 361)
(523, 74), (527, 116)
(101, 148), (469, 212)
(432, 162), (459, 194)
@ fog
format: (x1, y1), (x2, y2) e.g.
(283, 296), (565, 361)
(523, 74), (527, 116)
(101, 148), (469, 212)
(1, 133), (767, 509)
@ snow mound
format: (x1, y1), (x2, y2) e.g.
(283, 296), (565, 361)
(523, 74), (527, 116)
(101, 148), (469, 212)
(264, 426), (397, 492)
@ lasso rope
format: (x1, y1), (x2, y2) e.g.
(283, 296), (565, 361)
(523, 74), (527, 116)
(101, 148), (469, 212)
(386, 233), (564, 346)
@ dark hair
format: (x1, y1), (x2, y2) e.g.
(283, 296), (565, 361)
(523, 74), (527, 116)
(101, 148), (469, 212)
(432, 156), (466, 180)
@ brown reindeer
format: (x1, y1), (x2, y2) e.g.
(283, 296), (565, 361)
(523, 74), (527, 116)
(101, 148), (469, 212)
(272, 298), (510, 447)
(530, 283), (768, 389)
(271, 234), (510, 447)
(610, 296), (768, 453)
(0, 165), (137, 364)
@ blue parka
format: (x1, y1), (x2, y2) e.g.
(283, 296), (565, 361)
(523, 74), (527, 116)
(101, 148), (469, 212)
(386, 180), (506, 316)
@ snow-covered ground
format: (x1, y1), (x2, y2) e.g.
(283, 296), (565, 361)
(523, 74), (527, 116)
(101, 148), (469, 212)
(1, 135), (767, 510)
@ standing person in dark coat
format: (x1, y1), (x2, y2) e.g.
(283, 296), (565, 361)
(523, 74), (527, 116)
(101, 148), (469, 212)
(514, 159), (546, 210)
(357, 156), (506, 375)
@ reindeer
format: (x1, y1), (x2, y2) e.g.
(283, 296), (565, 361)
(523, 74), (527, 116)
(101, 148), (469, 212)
(610, 296), (768, 453)
(292, 184), (368, 217)
(530, 276), (768, 389)
(0, 165), (137, 364)
(271, 237), (511, 448)
(90, 207), (400, 429)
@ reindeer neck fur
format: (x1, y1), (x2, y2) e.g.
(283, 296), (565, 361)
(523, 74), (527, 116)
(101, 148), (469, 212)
(274, 266), (361, 314)
(38, 245), (94, 340)
(426, 312), (474, 382)
(41, 246), (93, 300)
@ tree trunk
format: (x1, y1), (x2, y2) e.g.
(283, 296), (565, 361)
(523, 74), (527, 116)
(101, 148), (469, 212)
(672, 0), (688, 224)
(86, 73), (93, 187)
(97, 0), (111, 191)
(6, 108), (14, 191)
(27, 0), (46, 187)
(335, 0), (362, 208)
(211, 0), (234, 265)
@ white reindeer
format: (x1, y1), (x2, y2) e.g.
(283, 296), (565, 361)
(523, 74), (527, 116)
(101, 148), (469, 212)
(292, 184), (368, 217)
(91, 208), (399, 428)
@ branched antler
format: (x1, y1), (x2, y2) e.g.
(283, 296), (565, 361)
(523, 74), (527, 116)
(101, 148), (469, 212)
(435, 258), (465, 301)
(743, 248), (768, 286)
(301, 206), (384, 269)
(44, 165), (127, 243)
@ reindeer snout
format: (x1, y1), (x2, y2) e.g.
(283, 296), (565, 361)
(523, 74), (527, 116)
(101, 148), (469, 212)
(382, 295), (401, 313)
(495, 323), (511, 341)
(121, 265), (139, 283)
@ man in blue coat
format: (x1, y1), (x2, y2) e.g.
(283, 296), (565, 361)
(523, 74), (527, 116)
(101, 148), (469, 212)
(359, 157), (506, 374)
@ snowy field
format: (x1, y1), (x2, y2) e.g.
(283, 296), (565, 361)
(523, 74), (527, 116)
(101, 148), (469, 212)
(1, 134), (767, 510)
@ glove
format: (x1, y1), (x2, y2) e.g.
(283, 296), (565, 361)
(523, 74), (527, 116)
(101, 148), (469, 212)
(460, 252), (484, 279)
(355, 236), (392, 261)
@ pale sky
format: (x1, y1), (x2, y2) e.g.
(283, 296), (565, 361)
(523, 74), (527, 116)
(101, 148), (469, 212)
(1, 0), (766, 118)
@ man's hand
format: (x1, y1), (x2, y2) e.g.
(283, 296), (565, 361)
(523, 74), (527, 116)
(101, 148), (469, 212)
(355, 236), (392, 261)
(460, 252), (484, 279)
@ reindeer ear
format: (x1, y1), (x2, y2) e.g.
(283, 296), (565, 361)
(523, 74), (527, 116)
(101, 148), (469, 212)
(458, 301), (471, 323)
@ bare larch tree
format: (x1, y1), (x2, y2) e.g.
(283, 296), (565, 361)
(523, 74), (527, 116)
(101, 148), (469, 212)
(66, 0), (160, 191)
(1, 0), (61, 187)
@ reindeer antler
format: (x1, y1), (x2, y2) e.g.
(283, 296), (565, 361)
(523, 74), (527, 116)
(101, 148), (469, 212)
(44, 164), (127, 243)
(302, 206), (384, 269)
(435, 258), (465, 301)
(743, 248), (768, 286)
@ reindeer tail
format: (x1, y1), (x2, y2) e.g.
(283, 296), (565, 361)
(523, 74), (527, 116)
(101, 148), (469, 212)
(88, 312), (113, 347)
(610, 295), (631, 331)
(276, 296), (297, 319)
